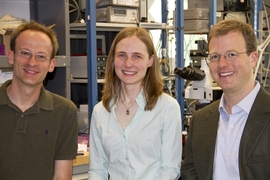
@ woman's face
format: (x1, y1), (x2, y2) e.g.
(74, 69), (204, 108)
(114, 35), (153, 87)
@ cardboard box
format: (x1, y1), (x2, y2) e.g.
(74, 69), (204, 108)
(0, 14), (26, 55)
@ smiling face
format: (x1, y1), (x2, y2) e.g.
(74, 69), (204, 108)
(7, 29), (56, 89)
(114, 35), (153, 87)
(208, 31), (258, 96)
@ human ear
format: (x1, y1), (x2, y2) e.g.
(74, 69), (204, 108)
(48, 58), (56, 72)
(7, 50), (15, 65)
(250, 51), (258, 67)
(148, 55), (154, 67)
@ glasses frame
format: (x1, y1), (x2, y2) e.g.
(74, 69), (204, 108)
(15, 49), (51, 62)
(206, 51), (247, 65)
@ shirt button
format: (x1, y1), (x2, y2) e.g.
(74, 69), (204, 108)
(230, 125), (233, 128)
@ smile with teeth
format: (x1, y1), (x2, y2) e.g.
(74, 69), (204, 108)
(123, 70), (136, 75)
(219, 72), (234, 77)
(25, 69), (37, 74)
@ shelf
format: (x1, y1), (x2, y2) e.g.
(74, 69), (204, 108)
(0, 55), (70, 67)
(55, 56), (70, 67)
(70, 22), (174, 31)
(71, 79), (87, 83)
(184, 29), (209, 34)
(71, 78), (105, 84)
(0, 56), (11, 68)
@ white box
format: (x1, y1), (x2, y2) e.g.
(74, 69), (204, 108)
(184, 8), (209, 20)
(184, 20), (209, 31)
(96, 0), (139, 8)
(188, 0), (224, 11)
(70, 56), (87, 78)
(96, 6), (139, 23)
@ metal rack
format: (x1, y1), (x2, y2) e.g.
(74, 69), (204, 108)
(85, 0), (265, 122)
(175, 0), (263, 121)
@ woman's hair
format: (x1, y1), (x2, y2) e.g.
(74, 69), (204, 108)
(102, 27), (163, 112)
(208, 19), (257, 55)
(10, 20), (59, 59)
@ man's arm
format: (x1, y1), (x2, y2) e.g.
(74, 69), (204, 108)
(53, 160), (73, 180)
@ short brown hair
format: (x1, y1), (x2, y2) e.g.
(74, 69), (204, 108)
(9, 20), (59, 59)
(208, 19), (257, 55)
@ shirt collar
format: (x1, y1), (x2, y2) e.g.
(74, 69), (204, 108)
(219, 81), (260, 114)
(0, 79), (53, 111)
(38, 85), (54, 110)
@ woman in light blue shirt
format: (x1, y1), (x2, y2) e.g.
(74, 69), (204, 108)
(89, 27), (182, 180)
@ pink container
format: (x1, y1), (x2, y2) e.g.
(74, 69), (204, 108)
(0, 44), (5, 55)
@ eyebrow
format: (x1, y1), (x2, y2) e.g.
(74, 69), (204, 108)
(19, 49), (48, 55)
(115, 51), (144, 56)
(115, 51), (126, 54)
(209, 50), (238, 54)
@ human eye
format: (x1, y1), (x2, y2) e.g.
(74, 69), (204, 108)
(116, 53), (126, 59)
(36, 54), (48, 61)
(20, 50), (31, 58)
(227, 52), (237, 57)
(226, 52), (238, 60)
(134, 54), (142, 59)
(209, 54), (219, 62)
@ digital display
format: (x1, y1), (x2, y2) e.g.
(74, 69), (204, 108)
(114, 9), (126, 15)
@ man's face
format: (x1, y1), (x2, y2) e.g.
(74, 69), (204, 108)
(8, 30), (56, 88)
(208, 31), (258, 95)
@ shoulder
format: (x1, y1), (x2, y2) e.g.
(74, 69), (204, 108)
(50, 92), (73, 103)
(154, 93), (180, 111)
(253, 87), (270, 113)
(43, 89), (77, 111)
(257, 87), (270, 101)
(54, 94), (77, 110)
(193, 99), (220, 117)
(159, 93), (179, 106)
(92, 101), (107, 114)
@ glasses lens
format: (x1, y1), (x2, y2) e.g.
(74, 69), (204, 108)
(36, 54), (48, 61)
(19, 50), (31, 59)
(225, 52), (238, 61)
(209, 54), (219, 62)
(17, 50), (50, 61)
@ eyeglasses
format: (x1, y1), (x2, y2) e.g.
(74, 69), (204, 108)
(207, 51), (247, 63)
(16, 50), (51, 62)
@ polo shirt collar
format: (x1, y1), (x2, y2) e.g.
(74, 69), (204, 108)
(0, 79), (53, 111)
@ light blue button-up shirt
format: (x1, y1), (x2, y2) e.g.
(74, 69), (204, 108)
(88, 92), (182, 180)
(213, 81), (260, 180)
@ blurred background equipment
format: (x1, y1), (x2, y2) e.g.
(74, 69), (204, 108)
(175, 59), (222, 107)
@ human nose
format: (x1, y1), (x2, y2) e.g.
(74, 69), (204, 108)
(125, 56), (133, 67)
(28, 54), (38, 64)
(218, 54), (229, 67)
